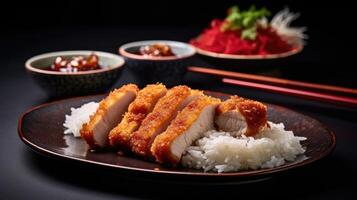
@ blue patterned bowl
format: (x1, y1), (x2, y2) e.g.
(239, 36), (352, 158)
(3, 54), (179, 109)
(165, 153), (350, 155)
(119, 40), (196, 87)
(25, 51), (124, 98)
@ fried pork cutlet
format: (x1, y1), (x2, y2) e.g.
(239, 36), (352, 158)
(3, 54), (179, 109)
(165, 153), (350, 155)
(80, 84), (139, 149)
(108, 83), (167, 150)
(130, 86), (203, 158)
(151, 96), (221, 165)
(215, 95), (267, 137)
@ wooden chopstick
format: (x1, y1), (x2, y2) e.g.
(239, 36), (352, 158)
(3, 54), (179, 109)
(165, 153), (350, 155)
(187, 66), (357, 97)
(223, 78), (357, 108)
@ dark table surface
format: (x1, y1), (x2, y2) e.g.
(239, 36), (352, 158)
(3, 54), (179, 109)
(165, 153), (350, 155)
(1, 26), (357, 199)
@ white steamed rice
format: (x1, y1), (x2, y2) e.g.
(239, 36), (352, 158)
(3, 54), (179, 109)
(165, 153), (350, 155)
(63, 102), (99, 137)
(181, 122), (306, 172)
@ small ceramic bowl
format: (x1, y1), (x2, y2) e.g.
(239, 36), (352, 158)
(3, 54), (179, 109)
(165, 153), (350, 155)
(26, 51), (124, 98)
(119, 40), (196, 86)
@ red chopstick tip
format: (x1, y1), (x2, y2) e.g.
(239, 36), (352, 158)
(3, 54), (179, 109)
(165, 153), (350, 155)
(223, 78), (357, 108)
(188, 66), (357, 96)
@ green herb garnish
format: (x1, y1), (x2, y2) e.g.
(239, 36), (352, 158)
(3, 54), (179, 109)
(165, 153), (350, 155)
(221, 5), (271, 40)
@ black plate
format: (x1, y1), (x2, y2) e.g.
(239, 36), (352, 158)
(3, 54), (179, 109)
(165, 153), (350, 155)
(18, 91), (336, 184)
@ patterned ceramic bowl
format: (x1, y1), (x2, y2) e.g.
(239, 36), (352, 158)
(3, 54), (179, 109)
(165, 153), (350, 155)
(25, 51), (124, 98)
(119, 40), (196, 86)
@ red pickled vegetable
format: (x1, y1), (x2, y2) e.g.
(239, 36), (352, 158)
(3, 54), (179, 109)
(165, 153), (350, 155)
(190, 19), (294, 55)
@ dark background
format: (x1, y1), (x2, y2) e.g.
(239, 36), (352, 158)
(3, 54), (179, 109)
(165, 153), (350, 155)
(1, 1), (357, 199)
(1, 0), (356, 87)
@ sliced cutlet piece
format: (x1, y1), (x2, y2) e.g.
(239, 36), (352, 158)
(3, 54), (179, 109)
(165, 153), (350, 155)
(108, 83), (167, 150)
(80, 84), (139, 149)
(215, 95), (267, 137)
(130, 86), (203, 158)
(151, 96), (221, 165)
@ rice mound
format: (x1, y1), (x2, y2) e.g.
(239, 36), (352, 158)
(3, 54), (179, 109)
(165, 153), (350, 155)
(181, 122), (306, 172)
(63, 102), (99, 137)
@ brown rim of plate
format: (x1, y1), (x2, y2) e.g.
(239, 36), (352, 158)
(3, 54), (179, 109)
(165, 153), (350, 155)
(195, 44), (303, 60)
(18, 92), (336, 177)
(119, 40), (196, 61)
(25, 51), (125, 76)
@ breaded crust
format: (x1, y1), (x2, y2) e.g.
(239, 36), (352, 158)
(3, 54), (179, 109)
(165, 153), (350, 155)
(151, 96), (221, 165)
(130, 85), (191, 158)
(217, 95), (267, 136)
(108, 83), (167, 150)
(80, 84), (139, 148)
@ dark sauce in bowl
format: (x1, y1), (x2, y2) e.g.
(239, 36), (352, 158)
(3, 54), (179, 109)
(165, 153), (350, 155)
(138, 43), (175, 57)
(47, 54), (102, 72)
